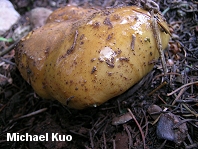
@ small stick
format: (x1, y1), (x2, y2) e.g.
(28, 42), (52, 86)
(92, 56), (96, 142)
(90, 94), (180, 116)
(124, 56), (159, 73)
(172, 119), (196, 129)
(128, 108), (146, 149)
(95, 116), (108, 128)
(152, 72), (181, 82)
(103, 132), (107, 149)
(10, 108), (47, 122)
(151, 108), (168, 125)
(182, 104), (198, 117)
(66, 96), (74, 105)
(158, 140), (167, 149)
(89, 130), (94, 149)
(0, 39), (20, 57)
(123, 124), (133, 148)
(143, 109), (149, 137)
(175, 98), (198, 103)
(69, 130), (88, 138)
(167, 81), (198, 96)
(148, 81), (167, 96)
(158, 94), (167, 104)
(0, 57), (16, 65)
(67, 30), (78, 54)
(102, 120), (109, 149)
(151, 10), (167, 75)
(171, 87), (188, 105)
(112, 139), (116, 149)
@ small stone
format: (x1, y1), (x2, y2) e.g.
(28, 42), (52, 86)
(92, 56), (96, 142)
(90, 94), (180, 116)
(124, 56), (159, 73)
(0, 0), (20, 35)
(30, 7), (53, 29)
(112, 112), (133, 125)
(12, 25), (31, 41)
(156, 112), (188, 144)
(147, 104), (162, 120)
(167, 59), (174, 66)
(49, 1), (57, 7)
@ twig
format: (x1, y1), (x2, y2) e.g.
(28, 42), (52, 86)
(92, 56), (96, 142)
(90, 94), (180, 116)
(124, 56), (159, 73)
(187, 133), (194, 146)
(89, 130), (94, 149)
(158, 95), (167, 104)
(151, 10), (167, 75)
(69, 130), (88, 138)
(103, 132), (107, 149)
(0, 104), (7, 113)
(128, 108), (146, 149)
(112, 139), (116, 149)
(0, 39), (20, 57)
(182, 104), (198, 117)
(185, 143), (198, 149)
(95, 116), (108, 128)
(171, 87), (188, 105)
(0, 57), (16, 66)
(0, 140), (7, 143)
(10, 108), (48, 122)
(117, 99), (121, 114)
(172, 119), (198, 129)
(175, 98), (198, 103)
(158, 140), (167, 149)
(123, 124), (133, 148)
(102, 119), (109, 149)
(152, 72), (181, 82)
(167, 81), (198, 96)
(152, 108), (168, 125)
(142, 109), (149, 138)
(148, 81), (167, 96)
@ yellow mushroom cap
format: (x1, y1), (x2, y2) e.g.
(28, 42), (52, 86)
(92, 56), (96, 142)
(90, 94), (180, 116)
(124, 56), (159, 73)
(15, 6), (170, 109)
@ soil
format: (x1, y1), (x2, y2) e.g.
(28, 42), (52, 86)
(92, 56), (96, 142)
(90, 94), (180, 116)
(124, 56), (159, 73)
(0, 0), (197, 149)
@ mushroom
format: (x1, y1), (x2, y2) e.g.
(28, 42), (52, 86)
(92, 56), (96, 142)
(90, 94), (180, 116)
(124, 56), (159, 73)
(15, 6), (170, 109)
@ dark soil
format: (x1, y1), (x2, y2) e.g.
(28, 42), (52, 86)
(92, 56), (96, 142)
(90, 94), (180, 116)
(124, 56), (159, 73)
(0, 0), (197, 149)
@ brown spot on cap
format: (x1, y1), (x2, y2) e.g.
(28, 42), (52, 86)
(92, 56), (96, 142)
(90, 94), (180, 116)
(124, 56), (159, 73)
(106, 59), (114, 68)
(103, 17), (113, 29)
(91, 66), (97, 74)
(106, 33), (113, 41)
(93, 22), (100, 28)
